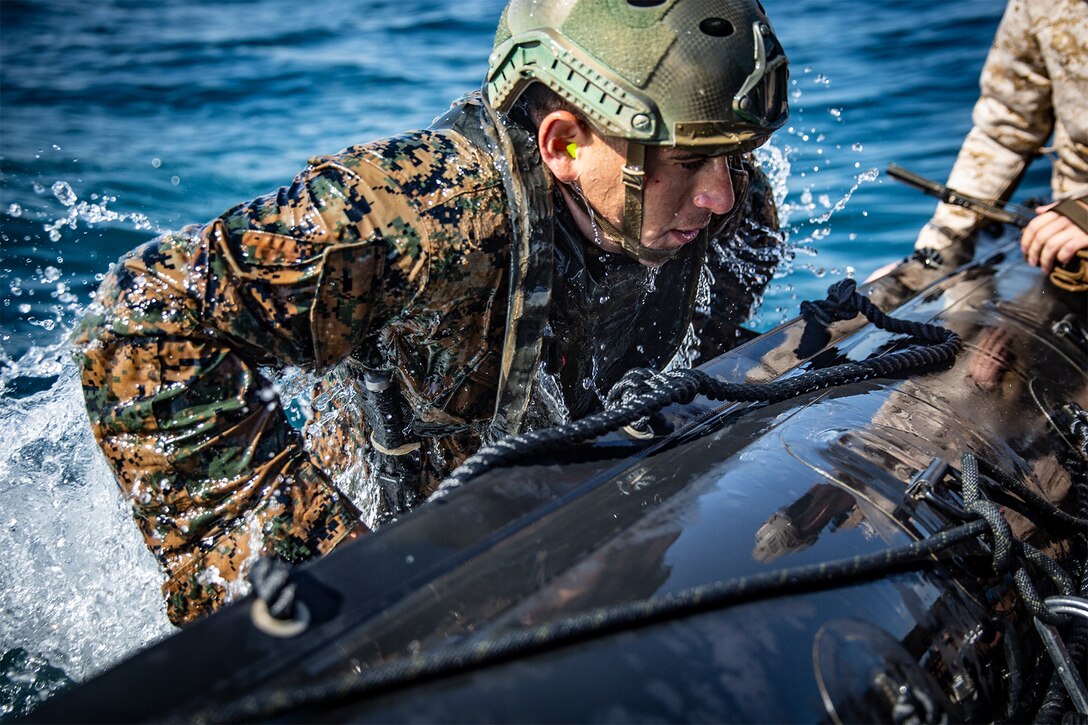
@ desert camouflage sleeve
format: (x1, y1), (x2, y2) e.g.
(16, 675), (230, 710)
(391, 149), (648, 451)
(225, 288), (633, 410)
(917, 0), (1088, 253)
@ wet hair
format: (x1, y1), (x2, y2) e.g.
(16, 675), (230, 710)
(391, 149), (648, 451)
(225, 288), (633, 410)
(513, 83), (622, 151)
(515, 83), (583, 127)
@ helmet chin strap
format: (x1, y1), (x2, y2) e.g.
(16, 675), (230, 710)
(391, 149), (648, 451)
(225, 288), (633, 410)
(565, 142), (752, 266)
(618, 142), (679, 265)
(565, 141), (681, 266)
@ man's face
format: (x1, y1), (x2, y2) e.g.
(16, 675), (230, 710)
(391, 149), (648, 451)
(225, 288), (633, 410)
(571, 135), (737, 267)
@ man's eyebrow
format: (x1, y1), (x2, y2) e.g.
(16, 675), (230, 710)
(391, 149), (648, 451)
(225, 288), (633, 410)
(662, 148), (728, 159)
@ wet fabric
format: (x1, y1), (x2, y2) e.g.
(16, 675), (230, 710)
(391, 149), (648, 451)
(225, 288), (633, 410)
(74, 102), (513, 624)
(548, 198), (704, 418)
(544, 154), (782, 418)
(74, 95), (784, 624)
(916, 0), (1088, 252)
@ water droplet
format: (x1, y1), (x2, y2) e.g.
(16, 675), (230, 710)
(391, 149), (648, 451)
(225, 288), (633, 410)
(7, 203), (22, 217)
(151, 158), (161, 168)
(51, 181), (77, 207)
(170, 176), (180, 186)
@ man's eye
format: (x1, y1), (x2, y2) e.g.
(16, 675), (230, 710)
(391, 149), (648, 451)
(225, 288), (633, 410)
(679, 159), (706, 170)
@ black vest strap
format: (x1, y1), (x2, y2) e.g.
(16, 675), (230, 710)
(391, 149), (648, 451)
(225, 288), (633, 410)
(434, 92), (557, 436)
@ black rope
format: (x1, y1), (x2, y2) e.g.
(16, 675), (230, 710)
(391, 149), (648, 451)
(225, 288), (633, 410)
(441, 279), (961, 491)
(193, 452), (1084, 723)
(1035, 429), (1088, 724)
(799, 277), (870, 326)
(961, 454), (1073, 626)
(974, 458), (1088, 535)
(1069, 403), (1088, 461)
(199, 520), (988, 723)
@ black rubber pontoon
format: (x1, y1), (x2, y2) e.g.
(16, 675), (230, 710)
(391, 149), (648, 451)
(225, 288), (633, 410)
(31, 224), (1088, 723)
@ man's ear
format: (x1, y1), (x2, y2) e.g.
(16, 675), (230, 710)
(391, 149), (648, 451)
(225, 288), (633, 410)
(537, 110), (587, 183)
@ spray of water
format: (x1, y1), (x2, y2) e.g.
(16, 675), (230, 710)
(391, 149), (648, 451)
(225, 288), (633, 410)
(1, 187), (174, 719)
(746, 67), (874, 329)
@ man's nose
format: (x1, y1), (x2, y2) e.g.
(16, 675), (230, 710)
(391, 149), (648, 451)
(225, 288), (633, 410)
(692, 158), (735, 216)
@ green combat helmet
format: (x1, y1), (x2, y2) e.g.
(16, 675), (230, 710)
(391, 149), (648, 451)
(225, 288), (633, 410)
(487, 0), (789, 263)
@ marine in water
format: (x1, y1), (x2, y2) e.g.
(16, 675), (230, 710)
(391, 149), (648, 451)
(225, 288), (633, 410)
(73, 0), (790, 625)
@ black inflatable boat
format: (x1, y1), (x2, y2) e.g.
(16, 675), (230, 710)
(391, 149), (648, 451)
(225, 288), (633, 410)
(31, 223), (1088, 723)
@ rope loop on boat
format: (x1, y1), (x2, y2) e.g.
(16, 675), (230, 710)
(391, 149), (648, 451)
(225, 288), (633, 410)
(440, 278), (961, 492)
(248, 558), (310, 638)
(961, 453), (1073, 626)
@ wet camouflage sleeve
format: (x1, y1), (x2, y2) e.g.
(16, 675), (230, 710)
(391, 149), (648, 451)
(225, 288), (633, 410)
(917, 0), (1088, 252)
(73, 130), (507, 625)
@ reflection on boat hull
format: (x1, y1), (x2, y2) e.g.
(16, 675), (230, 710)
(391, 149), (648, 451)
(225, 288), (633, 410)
(32, 226), (1088, 723)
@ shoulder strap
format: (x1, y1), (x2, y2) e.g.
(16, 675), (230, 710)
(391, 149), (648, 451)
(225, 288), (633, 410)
(433, 93), (557, 435)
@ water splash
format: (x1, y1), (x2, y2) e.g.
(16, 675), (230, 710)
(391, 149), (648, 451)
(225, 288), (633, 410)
(0, 346), (174, 717)
(808, 167), (879, 226)
(532, 361), (571, 425)
(745, 71), (880, 328)
(42, 183), (158, 243)
(0, 177), (177, 716)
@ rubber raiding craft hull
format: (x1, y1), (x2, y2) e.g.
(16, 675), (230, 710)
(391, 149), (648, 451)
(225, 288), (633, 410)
(31, 224), (1088, 723)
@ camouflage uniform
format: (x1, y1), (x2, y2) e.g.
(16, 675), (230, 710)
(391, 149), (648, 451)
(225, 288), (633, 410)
(74, 94), (781, 625)
(916, 0), (1088, 255)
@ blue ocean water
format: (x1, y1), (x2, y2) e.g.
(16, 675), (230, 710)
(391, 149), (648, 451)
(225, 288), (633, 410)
(0, 0), (1054, 716)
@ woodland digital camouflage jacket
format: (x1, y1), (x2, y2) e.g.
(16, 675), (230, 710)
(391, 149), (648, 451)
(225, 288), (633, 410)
(74, 95), (783, 625)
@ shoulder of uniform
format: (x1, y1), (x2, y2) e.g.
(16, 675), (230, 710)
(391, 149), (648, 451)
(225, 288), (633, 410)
(308, 129), (503, 211)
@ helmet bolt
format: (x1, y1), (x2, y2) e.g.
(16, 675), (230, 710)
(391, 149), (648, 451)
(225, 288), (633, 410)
(631, 113), (651, 131)
(759, 22), (770, 35)
(739, 97), (753, 110)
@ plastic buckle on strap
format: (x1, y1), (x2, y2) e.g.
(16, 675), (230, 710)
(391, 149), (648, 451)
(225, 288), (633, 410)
(621, 165), (645, 191)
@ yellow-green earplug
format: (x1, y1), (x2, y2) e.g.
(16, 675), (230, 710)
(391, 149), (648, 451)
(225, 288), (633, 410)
(566, 142), (578, 159)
